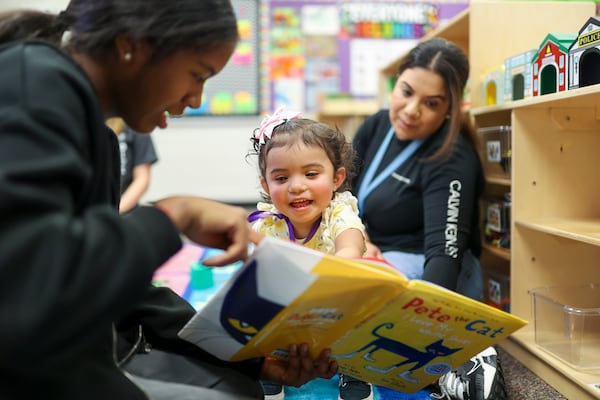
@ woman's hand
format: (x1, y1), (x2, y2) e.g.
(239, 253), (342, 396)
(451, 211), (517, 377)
(154, 196), (262, 266)
(260, 344), (338, 388)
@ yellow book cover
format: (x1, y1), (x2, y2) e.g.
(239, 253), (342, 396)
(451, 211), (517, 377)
(178, 237), (527, 393)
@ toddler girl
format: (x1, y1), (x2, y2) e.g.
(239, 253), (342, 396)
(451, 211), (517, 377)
(248, 107), (372, 400)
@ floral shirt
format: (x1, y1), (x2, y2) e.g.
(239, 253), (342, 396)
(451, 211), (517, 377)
(250, 191), (365, 255)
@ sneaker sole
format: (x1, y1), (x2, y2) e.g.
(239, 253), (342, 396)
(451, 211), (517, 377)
(337, 387), (374, 400)
(264, 391), (285, 400)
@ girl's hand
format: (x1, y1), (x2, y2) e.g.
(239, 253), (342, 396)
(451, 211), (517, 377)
(154, 196), (262, 266)
(364, 241), (383, 260)
(260, 344), (338, 388)
(334, 228), (366, 259)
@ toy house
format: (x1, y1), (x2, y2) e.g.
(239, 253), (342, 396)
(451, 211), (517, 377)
(482, 67), (505, 105)
(504, 49), (536, 101)
(532, 33), (577, 96)
(568, 16), (600, 90)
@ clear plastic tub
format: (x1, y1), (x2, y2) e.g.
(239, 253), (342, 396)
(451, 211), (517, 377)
(529, 283), (600, 370)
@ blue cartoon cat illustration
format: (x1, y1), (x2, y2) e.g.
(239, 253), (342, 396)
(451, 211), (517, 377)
(335, 322), (462, 383)
(219, 260), (284, 345)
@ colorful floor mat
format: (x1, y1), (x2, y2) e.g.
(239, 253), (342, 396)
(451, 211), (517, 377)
(285, 374), (432, 400)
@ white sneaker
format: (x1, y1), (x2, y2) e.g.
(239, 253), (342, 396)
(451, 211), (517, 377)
(430, 346), (506, 400)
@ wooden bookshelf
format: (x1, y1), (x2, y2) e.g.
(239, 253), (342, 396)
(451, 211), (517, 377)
(379, 1), (600, 398)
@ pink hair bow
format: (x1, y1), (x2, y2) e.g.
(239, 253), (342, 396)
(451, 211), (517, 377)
(254, 106), (302, 144)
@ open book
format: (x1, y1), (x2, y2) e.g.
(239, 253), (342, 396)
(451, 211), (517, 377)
(178, 237), (527, 393)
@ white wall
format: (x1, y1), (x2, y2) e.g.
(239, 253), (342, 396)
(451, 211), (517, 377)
(1, 1), (67, 12)
(144, 116), (263, 205)
(1, 1), (264, 205)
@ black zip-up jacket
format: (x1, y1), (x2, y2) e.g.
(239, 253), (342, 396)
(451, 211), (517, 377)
(0, 41), (260, 399)
(352, 110), (485, 290)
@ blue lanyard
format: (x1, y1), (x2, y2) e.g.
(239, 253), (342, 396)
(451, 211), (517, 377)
(357, 127), (424, 216)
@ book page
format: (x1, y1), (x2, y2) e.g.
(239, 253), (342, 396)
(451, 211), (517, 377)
(232, 268), (405, 361)
(178, 238), (407, 361)
(330, 280), (527, 393)
(230, 240), (408, 360)
(178, 237), (527, 394)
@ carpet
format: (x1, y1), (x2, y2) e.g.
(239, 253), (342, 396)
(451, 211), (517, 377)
(153, 244), (433, 400)
(285, 375), (431, 400)
(289, 375), (433, 399)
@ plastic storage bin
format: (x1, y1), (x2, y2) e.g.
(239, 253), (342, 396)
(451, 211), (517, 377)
(529, 283), (600, 370)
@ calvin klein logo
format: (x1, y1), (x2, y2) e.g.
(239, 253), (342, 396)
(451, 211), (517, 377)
(445, 180), (461, 258)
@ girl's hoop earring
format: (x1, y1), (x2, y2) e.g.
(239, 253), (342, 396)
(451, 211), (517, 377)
(124, 52), (132, 62)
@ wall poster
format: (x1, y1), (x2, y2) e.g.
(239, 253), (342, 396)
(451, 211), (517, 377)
(185, 0), (260, 116)
(262, 0), (469, 113)
(184, 0), (469, 116)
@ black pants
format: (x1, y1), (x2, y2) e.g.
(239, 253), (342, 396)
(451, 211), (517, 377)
(123, 349), (263, 399)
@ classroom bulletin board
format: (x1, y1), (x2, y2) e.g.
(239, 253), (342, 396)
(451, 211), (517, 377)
(185, 0), (260, 116)
(187, 0), (468, 116)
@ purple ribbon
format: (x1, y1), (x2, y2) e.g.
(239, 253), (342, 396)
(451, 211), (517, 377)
(248, 210), (321, 244)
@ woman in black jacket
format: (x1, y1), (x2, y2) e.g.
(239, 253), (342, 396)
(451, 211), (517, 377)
(350, 39), (505, 400)
(0, 2), (336, 399)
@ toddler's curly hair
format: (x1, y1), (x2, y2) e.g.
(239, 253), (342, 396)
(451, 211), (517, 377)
(249, 119), (357, 199)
